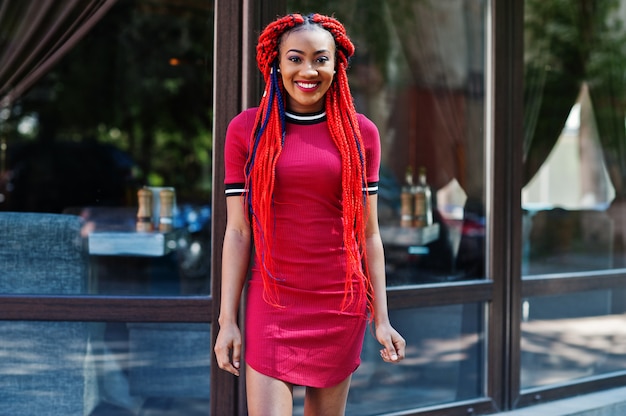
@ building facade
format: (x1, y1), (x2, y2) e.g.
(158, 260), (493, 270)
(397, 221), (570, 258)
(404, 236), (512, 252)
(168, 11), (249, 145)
(0, 0), (625, 415)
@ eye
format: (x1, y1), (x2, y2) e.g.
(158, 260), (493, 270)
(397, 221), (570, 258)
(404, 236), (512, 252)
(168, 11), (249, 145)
(316, 56), (330, 64)
(288, 56), (301, 63)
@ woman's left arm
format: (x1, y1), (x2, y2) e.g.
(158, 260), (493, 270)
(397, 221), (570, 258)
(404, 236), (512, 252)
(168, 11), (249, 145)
(365, 194), (407, 363)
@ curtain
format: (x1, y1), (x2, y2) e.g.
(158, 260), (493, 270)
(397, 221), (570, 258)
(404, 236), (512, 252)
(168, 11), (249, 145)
(382, 0), (486, 278)
(524, 0), (626, 192)
(523, 0), (589, 186)
(0, 0), (117, 108)
(585, 0), (626, 266)
(524, 0), (626, 266)
(586, 1), (626, 200)
(382, 0), (484, 198)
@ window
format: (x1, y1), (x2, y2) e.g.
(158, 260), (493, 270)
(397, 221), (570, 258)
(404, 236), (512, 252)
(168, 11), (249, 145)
(0, 1), (214, 414)
(1, 0), (213, 297)
(279, 1), (492, 415)
(286, 1), (488, 287)
(520, 0), (626, 404)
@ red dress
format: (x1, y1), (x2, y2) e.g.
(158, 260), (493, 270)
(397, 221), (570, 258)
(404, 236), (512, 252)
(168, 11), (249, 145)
(224, 108), (381, 388)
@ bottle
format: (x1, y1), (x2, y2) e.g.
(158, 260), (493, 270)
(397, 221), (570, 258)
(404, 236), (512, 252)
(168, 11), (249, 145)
(413, 167), (433, 227)
(136, 188), (154, 232)
(400, 166), (415, 228)
(158, 188), (175, 232)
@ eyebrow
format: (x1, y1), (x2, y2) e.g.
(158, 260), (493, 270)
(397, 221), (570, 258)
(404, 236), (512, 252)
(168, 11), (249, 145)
(286, 48), (331, 55)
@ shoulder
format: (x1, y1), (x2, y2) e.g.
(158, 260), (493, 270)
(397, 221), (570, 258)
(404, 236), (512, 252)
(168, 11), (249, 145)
(356, 113), (379, 135)
(355, 113), (380, 143)
(226, 108), (259, 147)
(229, 107), (259, 130)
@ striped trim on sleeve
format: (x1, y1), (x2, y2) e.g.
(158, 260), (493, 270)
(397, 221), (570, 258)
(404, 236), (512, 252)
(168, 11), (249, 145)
(363, 181), (378, 195)
(225, 183), (247, 196)
(227, 182), (376, 196)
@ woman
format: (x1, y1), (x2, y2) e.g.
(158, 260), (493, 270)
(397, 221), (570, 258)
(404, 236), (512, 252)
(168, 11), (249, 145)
(214, 13), (406, 415)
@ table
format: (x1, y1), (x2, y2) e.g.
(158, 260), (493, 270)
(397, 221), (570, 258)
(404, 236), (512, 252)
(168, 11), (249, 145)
(88, 231), (180, 257)
(87, 230), (187, 295)
(380, 223), (440, 250)
(380, 224), (442, 285)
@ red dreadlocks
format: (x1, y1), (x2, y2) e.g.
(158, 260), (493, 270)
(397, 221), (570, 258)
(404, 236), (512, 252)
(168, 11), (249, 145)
(246, 13), (374, 316)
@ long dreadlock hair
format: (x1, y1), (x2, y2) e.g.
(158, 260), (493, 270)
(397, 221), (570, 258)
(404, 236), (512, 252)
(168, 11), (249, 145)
(246, 13), (374, 317)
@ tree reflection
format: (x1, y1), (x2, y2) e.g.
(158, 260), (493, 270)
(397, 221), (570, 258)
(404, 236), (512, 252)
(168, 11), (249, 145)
(3, 0), (214, 212)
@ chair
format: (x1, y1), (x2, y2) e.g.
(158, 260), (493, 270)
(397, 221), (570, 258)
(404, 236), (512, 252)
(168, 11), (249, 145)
(0, 212), (95, 415)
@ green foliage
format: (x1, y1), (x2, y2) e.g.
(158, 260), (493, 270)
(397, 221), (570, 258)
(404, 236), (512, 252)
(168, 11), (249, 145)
(13, 0), (214, 203)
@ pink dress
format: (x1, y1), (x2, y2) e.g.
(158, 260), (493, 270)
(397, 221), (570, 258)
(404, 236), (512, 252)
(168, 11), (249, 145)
(224, 108), (381, 388)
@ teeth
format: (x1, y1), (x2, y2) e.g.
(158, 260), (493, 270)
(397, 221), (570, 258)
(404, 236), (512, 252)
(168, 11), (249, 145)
(297, 82), (317, 89)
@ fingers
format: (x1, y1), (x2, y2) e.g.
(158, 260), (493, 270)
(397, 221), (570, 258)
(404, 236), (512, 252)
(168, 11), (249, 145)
(215, 345), (241, 376)
(379, 337), (398, 362)
(214, 344), (238, 376)
(379, 343), (401, 362)
(232, 341), (242, 372)
(379, 347), (397, 362)
(377, 326), (406, 364)
(214, 330), (242, 377)
(392, 333), (406, 360)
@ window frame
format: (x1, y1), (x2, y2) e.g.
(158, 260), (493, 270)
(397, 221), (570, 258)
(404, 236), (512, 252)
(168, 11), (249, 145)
(5, 0), (626, 415)
(208, 0), (520, 414)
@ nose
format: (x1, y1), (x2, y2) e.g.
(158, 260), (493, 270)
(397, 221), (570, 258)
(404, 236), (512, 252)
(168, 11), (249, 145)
(299, 64), (318, 77)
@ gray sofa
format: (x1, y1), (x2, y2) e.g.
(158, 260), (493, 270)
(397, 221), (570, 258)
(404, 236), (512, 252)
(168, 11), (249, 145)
(0, 212), (95, 415)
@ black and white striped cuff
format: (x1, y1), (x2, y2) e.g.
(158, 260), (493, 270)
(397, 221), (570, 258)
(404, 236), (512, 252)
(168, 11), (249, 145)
(363, 182), (378, 195)
(225, 183), (247, 196)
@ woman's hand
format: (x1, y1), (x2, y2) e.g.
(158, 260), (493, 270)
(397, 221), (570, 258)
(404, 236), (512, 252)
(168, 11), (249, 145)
(214, 322), (242, 376)
(376, 322), (406, 363)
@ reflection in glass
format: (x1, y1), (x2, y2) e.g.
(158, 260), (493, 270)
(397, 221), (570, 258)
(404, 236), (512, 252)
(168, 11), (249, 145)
(0, 0), (214, 295)
(0, 212), (87, 295)
(83, 205), (212, 296)
(287, 0), (488, 284)
(521, 290), (626, 390)
(0, 208), (210, 296)
(0, 321), (211, 415)
(292, 304), (484, 415)
(523, 0), (626, 275)
(0, 321), (92, 415)
(522, 86), (616, 275)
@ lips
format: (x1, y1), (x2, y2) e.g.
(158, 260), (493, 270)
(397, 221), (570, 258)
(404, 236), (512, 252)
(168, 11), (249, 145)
(296, 81), (319, 91)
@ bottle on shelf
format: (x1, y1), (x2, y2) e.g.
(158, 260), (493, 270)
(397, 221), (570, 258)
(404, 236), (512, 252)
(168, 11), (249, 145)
(136, 188), (154, 232)
(400, 166), (415, 228)
(413, 166), (433, 228)
(158, 188), (175, 232)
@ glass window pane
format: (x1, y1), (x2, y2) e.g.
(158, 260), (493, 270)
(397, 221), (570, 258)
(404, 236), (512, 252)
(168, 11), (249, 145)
(0, 211), (209, 296)
(0, 0), (214, 296)
(292, 304), (485, 415)
(521, 289), (626, 390)
(285, 1), (488, 285)
(0, 321), (210, 415)
(523, 1), (626, 275)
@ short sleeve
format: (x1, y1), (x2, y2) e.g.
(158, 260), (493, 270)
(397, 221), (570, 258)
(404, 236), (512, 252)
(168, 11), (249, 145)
(224, 108), (257, 196)
(357, 114), (381, 195)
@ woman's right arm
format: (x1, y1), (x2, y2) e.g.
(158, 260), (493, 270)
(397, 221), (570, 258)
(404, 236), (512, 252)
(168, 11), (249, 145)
(214, 195), (251, 376)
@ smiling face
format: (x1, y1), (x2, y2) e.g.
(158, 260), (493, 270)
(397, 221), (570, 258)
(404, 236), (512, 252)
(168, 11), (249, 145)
(278, 26), (336, 113)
